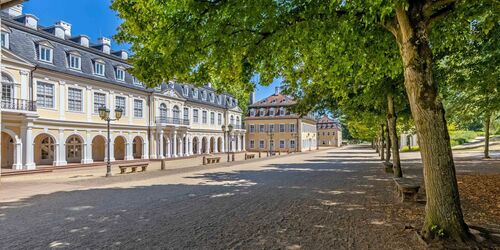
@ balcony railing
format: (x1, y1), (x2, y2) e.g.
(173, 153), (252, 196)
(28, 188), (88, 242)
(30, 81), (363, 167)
(232, 124), (242, 129)
(156, 116), (190, 126)
(1, 98), (37, 112)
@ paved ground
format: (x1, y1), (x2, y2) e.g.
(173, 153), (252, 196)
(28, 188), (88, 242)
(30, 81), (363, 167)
(0, 145), (498, 249)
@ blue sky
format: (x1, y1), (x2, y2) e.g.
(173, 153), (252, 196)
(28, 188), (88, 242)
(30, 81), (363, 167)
(23, 0), (279, 100)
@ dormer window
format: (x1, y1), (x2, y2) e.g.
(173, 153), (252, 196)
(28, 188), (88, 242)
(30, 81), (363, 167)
(94, 60), (105, 76)
(209, 93), (214, 102)
(1, 31), (9, 49)
(193, 88), (198, 98)
(115, 67), (125, 81)
(202, 90), (207, 100)
(250, 109), (256, 117)
(39, 45), (53, 63)
(132, 76), (142, 86)
(269, 108), (275, 116)
(68, 53), (81, 70)
(280, 107), (285, 116)
(260, 108), (266, 116)
(182, 85), (189, 96)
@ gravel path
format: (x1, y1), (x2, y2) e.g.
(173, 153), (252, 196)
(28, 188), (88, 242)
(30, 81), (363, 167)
(0, 145), (426, 249)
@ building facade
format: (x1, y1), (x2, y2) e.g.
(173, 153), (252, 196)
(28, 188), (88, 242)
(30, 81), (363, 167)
(316, 115), (342, 147)
(0, 5), (245, 171)
(244, 88), (317, 153)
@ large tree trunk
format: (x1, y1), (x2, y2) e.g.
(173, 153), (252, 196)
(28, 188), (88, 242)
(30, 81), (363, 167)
(395, 5), (470, 242)
(387, 93), (402, 178)
(380, 124), (385, 161)
(375, 137), (380, 154)
(484, 112), (491, 159)
(385, 120), (391, 162)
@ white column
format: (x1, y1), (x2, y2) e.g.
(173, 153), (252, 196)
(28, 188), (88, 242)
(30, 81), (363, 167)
(59, 81), (66, 120)
(19, 70), (29, 100)
(179, 135), (184, 157)
(166, 137), (171, 158)
(197, 139), (202, 154)
(54, 129), (67, 166)
(13, 140), (23, 170)
(221, 136), (225, 153)
(172, 131), (177, 157)
(125, 134), (134, 160)
(82, 132), (93, 164)
(187, 136), (192, 155)
(214, 138), (218, 153)
(142, 137), (149, 159)
(242, 134), (246, 151)
(86, 86), (92, 122)
(159, 131), (165, 159)
(23, 125), (35, 170)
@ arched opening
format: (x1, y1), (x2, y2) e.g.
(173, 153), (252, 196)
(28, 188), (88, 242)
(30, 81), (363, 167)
(114, 136), (126, 161)
(92, 135), (106, 162)
(173, 105), (180, 123)
(1, 131), (15, 168)
(192, 137), (199, 154)
(159, 103), (168, 120)
(66, 135), (83, 163)
(133, 136), (143, 159)
(201, 137), (208, 154)
(34, 133), (55, 166)
(217, 137), (223, 153)
(209, 137), (215, 153)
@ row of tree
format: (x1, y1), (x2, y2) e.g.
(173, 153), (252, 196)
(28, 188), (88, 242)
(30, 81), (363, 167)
(111, 0), (498, 245)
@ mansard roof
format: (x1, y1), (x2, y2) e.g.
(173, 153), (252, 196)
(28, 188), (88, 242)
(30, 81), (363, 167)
(248, 93), (295, 108)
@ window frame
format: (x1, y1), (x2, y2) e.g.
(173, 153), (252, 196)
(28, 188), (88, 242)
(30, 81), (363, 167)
(36, 81), (55, 109)
(193, 109), (199, 123)
(115, 96), (126, 116)
(68, 53), (81, 70)
(94, 60), (105, 76)
(39, 45), (53, 63)
(1, 31), (9, 49)
(202, 110), (208, 124)
(115, 67), (125, 81)
(93, 92), (106, 113)
(133, 99), (144, 118)
(67, 87), (83, 112)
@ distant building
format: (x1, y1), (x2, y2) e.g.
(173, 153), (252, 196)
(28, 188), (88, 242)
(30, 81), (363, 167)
(245, 87), (317, 153)
(316, 115), (342, 147)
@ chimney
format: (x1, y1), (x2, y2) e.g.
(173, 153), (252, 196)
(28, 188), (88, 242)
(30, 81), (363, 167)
(112, 50), (129, 60)
(15, 14), (39, 30)
(3, 4), (23, 17)
(70, 35), (90, 47)
(275, 86), (281, 95)
(97, 37), (111, 54)
(55, 21), (71, 38)
(53, 25), (65, 39)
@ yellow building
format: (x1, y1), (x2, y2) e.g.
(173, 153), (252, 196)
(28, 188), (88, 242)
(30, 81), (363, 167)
(316, 115), (342, 147)
(245, 88), (317, 153)
(0, 5), (245, 172)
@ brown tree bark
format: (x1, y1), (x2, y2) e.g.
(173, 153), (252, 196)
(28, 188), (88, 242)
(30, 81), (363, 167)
(385, 120), (391, 162)
(393, 4), (471, 242)
(380, 124), (385, 161)
(484, 112), (491, 159)
(387, 93), (402, 178)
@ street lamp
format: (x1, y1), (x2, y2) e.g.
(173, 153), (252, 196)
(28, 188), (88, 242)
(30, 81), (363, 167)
(221, 124), (233, 162)
(98, 106), (123, 177)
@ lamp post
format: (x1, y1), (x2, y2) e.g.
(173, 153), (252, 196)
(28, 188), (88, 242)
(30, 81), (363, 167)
(98, 106), (123, 177)
(221, 124), (233, 162)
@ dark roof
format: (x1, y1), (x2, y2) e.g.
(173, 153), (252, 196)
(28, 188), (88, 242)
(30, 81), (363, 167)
(248, 93), (295, 108)
(1, 12), (240, 108)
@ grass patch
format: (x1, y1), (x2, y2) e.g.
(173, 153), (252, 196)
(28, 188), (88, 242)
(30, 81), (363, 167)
(401, 145), (420, 152)
(449, 130), (478, 146)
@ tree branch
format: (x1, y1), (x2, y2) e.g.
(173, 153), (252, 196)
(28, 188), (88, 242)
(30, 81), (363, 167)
(423, 0), (457, 18)
(426, 2), (456, 27)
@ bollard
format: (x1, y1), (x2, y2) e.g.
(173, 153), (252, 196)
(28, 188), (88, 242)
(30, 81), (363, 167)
(278, 151), (281, 156)
(266, 151), (269, 157)
(232, 153), (235, 162)
(259, 151), (261, 158)
(203, 156), (207, 165)
(244, 153), (248, 160)
(161, 160), (166, 170)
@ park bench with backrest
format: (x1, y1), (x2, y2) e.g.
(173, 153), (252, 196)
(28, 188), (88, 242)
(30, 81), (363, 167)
(245, 153), (256, 160)
(118, 162), (149, 174)
(393, 178), (421, 202)
(203, 156), (221, 165)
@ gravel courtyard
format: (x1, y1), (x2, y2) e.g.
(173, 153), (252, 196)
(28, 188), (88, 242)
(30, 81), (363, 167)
(0, 145), (497, 249)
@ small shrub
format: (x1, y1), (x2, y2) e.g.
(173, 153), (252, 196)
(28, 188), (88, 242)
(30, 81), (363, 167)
(449, 130), (478, 145)
(430, 225), (446, 238)
(401, 145), (420, 152)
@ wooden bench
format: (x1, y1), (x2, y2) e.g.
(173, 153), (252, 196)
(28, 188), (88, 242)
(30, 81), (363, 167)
(203, 156), (221, 165)
(245, 153), (256, 160)
(118, 162), (148, 174)
(393, 178), (421, 202)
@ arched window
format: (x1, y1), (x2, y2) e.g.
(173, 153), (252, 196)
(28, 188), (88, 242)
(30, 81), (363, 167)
(236, 116), (240, 126)
(173, 105), (180, 119)
(230, 115), (235, 125)
(41, 136), (55, 160)
(159, 103), (168, 119)
(1, 73), (14, 101)
(66, 135), (82, 163)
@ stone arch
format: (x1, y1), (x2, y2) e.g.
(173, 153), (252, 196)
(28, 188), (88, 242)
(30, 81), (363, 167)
(1, 130), (18, 168)
(114, 135), (127, 161)
(217, 137), (223, 153)
(34, 133), (56, 166)
(132, 135), (144, 159)
(201, 137), (208, 154)
(92, 135), (106, 162)
(66, 134), (84, 163)
(209, 137), (215, 153)
(192, 136), (199, 154)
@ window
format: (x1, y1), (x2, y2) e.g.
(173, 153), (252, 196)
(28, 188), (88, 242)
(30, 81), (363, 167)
(210, 112), (215, 124)
(202, 110), (207, 124)
(250, 125), (255, 133)
(202, 91), (207, 100)
(116, 67), (125, 81)
(132, 76), (142, 86)
(67, 87), (82, 111)
(280, 140), (285, 149)
(134, 99), (143, 118)
(290, 124), (296, 132)
(37, 82), (54, 108)
(93, 92), (106, 113)
(290, 140), (296, 148)
(184, 107), (189, 121)
(236, 116), (240, 126)
(192, 88), (198, 98)
(182, 85), (188, 96)
(279, 124), (285, 133)
(250, 140), (255, 149)
(115, 96), (126, 115)
(259, 124), (265, 133)
(172, 106), (180, 119)
(269, 124), (275, 132)
(39, 46), (53, 63)
(269, 108), (275, 116)
(259, 140), (265, 149)
(250, 109), (256, 116)
(94, 61), (105, 76)
(1, 32), (9, 49)
(159, 103), (168, 119)
(230, 115), (234, 125)
(217, 113), (222, 125)
(193, 109), (199, 123)
(69, 54), (81, 70)
(2, 73), (13, 101)
(209, 93), (214, 102)
(280, 108), (285, 116)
